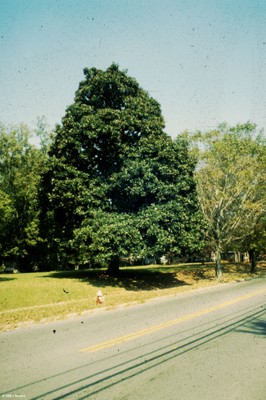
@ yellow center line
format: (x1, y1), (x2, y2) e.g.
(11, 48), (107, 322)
(80, 287), (266, 353)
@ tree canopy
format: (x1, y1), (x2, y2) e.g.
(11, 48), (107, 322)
(0, 121), (49, 270)
(40, 64), (204, 272)
(182, 122), (266, 276)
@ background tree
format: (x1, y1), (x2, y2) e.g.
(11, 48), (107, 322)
(0, 190), (16, 259)
(0, 122), (49, 270)
(40, 64), (204, 273)
(182, 122), (266, 277)
(239, 214), (266, 272)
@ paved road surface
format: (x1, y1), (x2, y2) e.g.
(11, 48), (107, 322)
(0, 277), (265, 399)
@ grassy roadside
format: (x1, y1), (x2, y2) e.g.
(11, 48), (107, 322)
(0, 262), (265, 332)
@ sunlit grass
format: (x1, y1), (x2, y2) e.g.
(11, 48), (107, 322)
(0, 263), (265, 331)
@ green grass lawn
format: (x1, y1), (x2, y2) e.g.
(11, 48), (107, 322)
(0, 263), (265, 331)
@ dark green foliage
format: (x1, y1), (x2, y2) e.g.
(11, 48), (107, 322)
(0, 123), (49, 270)
(40, 64), (204, 272)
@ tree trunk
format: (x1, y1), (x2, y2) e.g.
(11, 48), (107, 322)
(234, 251), (241, 262)
(249, 249), (257, 273)
(215, 249), (223, 278)
(106, 256), (120, 276)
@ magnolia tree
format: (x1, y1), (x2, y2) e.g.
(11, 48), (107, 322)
(40, 64), (204, 273)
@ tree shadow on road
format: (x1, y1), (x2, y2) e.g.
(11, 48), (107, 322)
(6, 302), (265, 400)
(236, 319), (266, 337)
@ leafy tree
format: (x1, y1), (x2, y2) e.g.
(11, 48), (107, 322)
(240, 215), (266, 272)
(0, 122), (49, 270)
(40, 64), (204, 273)
(0, 190), (16, 257)
(182, 123), (266, 276)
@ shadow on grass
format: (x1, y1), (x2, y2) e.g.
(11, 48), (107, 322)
(47, 269), (189, 291)
(45, 265), (216, 291)
(0, 276), (16, 282)
(41, 261), (265, 293)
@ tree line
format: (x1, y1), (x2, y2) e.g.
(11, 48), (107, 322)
(1, 64), (265, 276)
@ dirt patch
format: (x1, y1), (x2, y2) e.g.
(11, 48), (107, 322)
(177, 262), (266, 286)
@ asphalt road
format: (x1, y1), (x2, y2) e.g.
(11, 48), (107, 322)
(0, 277), (265, 400)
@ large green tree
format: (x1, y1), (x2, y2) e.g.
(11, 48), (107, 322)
(0, 122), (49, 270)
(182, 123), (266, 277)
(40, 64), (204, 273)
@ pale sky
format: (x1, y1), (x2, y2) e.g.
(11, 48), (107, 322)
(0, 0), (265, 137)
